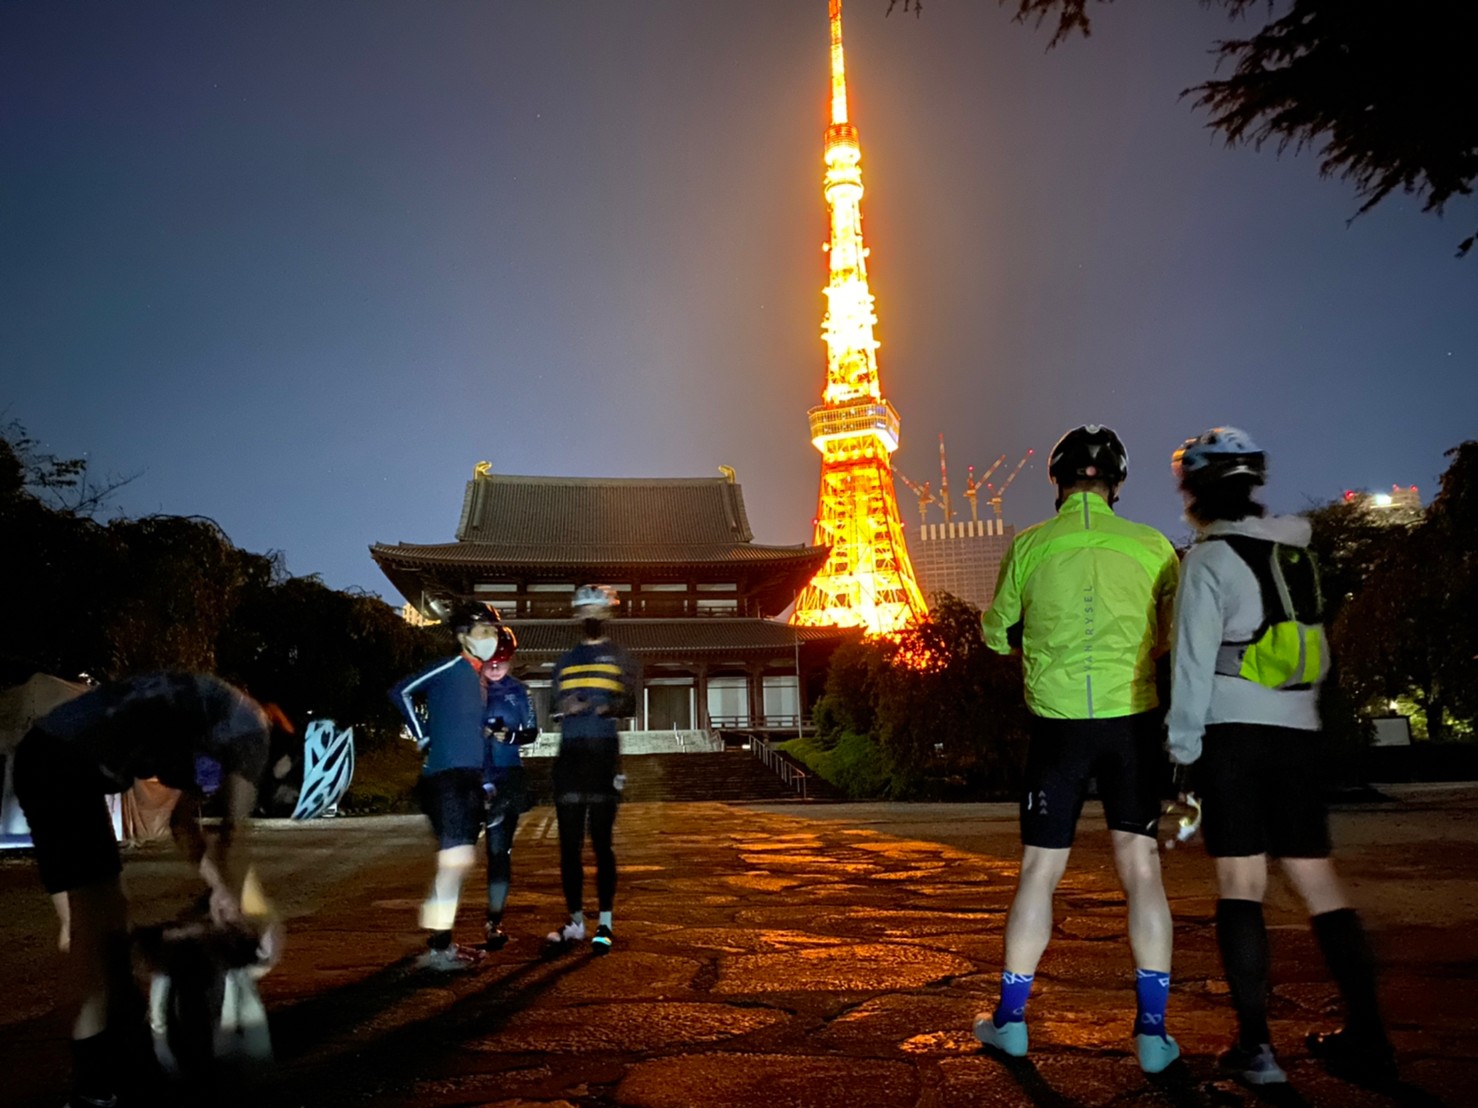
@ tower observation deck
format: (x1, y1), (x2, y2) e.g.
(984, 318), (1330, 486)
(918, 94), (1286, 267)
(791, 0), (927, 635)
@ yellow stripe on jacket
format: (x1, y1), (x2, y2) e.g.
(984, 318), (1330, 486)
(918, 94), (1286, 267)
(561, 677), (627, 693)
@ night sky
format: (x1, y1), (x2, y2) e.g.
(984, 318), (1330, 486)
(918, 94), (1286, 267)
(4, 1), (1475, 599)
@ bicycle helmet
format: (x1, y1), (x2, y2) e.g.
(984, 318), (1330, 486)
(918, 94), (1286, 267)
(572, 584), (620, 614)
(1048, 424), (1129, 486)
(1171, 427), (1266, 488)
(447, 601), (504, 635)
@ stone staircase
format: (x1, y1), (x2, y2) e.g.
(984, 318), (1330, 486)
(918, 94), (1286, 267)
(521, 750), (803, 803)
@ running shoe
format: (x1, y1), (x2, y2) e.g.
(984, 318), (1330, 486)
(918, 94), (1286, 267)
(1136, 1033), (1181, 1074)
(591, 924), (614, 956)
(1307, 1028), (1397, 1084)
(972, 1013), (1028, 1058)
(1218, 1041), (1287, 1085)
(543, 918), (586, 949)
(417, 943), (485, 972)
(483, 922), (509, 952)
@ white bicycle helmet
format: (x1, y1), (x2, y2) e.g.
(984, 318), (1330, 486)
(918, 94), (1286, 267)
(1172, 427), (1267, 487)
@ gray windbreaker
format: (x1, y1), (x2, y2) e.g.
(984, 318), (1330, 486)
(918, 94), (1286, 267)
(1166, 513), (1324, 764)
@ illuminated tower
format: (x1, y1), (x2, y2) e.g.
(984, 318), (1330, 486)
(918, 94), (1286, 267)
(791, 0), (927, 635)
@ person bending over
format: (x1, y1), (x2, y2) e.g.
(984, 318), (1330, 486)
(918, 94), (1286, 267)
(14, 672), (271, 1108)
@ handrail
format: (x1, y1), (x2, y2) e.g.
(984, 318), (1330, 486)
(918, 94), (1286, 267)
(750, 735), (809, 800)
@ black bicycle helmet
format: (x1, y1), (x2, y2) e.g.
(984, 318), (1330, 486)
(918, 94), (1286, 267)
(447, 601), (504, 635)
(1047, 424), (1129, 486)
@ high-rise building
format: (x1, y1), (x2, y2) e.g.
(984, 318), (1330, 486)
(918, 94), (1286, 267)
(791, 0), (927, 636)
(909, 519), (1016, 613)
(1342, 484), (1422, 524)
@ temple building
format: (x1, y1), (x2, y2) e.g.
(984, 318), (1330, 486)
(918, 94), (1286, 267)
(370, 466), (850, 731)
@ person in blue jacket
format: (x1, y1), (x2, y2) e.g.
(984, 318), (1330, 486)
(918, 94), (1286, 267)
(389, 601), (510, 970)
(480, 626), (537, 951)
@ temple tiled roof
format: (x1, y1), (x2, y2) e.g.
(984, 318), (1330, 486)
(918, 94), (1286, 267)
(370, 472), (830, 619)
(454, 473), (757, 546)
(369, 540), (826, 570)
(503, 619), (855, 662)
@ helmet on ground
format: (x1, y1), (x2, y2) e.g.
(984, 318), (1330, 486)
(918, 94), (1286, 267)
(1048, 424), (1129, 486)
(447, 601), (504, 635)
(1172, 427), (1266, 488)
(572, 584), (620, 614)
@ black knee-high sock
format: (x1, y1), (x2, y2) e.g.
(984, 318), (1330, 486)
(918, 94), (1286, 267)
(1311, 908), (1387, 1043)
(1216, 898), (1272, 1048)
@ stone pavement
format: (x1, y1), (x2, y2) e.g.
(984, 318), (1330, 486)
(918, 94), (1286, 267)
(3, 791), (1477, 1106)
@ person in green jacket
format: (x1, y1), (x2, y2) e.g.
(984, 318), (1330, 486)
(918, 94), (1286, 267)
(972, 425), (1182, 1075)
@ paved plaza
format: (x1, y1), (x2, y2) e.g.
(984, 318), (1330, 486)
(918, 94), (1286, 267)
(2, 786), (1476, 1106)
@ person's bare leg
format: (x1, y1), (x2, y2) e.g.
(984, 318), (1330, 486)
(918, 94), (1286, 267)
(1280, 856), (1349, 916)
(975, 845), (1071, 1053)
(65, 879), (130, 1103)
(1003, 845), (1071, 975)
(421, 844), (476, 944)
(1111, 830), (1172, 972)
(1113, 831), (1179, 1069)
(66, 880), (129, 1039)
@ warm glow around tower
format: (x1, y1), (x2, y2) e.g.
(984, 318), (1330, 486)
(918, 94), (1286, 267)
(792, 0), (927, 636)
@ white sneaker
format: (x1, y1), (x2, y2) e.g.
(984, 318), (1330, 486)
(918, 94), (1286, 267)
(545, 918), (586, 946)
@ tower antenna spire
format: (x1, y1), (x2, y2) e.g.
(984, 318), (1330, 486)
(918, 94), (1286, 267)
(793, 0), (927, 635)
(829, 0), (849, 126)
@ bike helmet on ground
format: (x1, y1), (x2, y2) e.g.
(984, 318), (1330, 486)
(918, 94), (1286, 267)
(1171, 427), (1266, 488)
(1047, 424), (1129, 486)
(572, 584), (620, 613)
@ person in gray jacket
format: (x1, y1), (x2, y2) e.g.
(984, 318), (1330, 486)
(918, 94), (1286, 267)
(1167, 427), (1393, 1087)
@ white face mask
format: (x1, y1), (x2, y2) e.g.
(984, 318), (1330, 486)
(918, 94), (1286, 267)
(465, 637), (500, 661)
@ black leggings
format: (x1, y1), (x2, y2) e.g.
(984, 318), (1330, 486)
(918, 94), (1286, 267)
(555, 798), (618, 914)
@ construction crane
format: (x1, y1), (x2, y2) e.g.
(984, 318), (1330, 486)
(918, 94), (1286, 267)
(985, 449), (1035, 522)
(937, 434), (953, 522)
(963, 454), (1006, 521)
(893, 469), (935, 526)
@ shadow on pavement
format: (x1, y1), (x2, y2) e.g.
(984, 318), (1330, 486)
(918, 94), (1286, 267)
(262, 948), (589, 1103)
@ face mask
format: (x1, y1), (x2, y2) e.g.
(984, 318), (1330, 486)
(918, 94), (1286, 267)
(466, 637), (500, 662)
(581, 617), (605, 640)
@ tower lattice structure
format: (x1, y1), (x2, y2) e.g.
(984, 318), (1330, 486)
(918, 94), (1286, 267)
(791, 0), (927, 635)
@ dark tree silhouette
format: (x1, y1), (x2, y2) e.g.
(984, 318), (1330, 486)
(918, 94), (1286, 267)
(911, 1), (1478, 256)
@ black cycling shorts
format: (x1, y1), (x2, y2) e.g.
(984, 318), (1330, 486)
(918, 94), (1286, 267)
(1019, 712), (1165, 849)
(1195, 722), (1331, 859)
(419, 768), (485, 850)
(12, 729), (123, 894)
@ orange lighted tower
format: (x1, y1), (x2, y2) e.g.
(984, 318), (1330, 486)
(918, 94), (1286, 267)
(792, 0), (927, 635)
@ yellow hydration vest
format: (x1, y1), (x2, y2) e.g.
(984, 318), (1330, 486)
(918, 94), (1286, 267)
(1209, 534), (1328, 690)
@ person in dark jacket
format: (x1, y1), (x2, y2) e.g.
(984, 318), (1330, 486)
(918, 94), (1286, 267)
(480, 627), (537, 951)
(544, 584), (640, 956)
(13, 672), (270, 1108)
(389, 602), (512, 970)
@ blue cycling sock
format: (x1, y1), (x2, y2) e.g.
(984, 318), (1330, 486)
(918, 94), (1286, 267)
(993, 971), (1035, 1026)
(1135, 967), (1171, 1039)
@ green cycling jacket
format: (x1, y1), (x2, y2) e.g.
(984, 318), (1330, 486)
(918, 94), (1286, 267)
(982, 491), (1179, 720)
